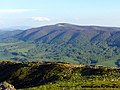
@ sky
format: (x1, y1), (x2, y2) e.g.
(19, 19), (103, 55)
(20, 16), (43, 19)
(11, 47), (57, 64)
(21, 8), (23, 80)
(0, 0), (120, 29)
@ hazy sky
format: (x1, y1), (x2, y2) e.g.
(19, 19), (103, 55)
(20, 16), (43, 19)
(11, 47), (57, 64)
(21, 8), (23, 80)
(0, 0), (120, 28)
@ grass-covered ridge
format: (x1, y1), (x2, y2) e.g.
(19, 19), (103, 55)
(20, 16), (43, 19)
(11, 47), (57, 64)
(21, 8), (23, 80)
(0, 61), (120, 89)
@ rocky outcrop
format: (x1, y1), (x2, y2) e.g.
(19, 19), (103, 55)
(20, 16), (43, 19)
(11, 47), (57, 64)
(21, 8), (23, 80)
(0, 81), (16, 90)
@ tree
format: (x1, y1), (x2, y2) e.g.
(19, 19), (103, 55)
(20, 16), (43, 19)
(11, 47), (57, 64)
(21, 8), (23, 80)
(115, 59), (120, 67)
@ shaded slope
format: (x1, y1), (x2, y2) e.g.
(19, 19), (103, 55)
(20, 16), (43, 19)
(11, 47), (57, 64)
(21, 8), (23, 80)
(0, 61), (120, 89)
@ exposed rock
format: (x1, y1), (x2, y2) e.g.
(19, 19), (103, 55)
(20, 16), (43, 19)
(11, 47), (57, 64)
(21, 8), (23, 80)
(0, 81), (16, 90)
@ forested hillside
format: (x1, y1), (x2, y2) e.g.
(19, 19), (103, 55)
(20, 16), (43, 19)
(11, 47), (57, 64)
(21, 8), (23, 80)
(1, 23), (120, 66)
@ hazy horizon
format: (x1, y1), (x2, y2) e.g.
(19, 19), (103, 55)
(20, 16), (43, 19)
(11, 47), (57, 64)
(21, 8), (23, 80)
(0, 0), (120, 29)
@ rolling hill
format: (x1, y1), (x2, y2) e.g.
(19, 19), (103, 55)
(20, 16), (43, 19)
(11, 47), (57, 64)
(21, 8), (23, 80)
(1, 23), (120, 66)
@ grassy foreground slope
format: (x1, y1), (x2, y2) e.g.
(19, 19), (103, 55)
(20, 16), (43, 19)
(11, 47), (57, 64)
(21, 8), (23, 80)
(0, 61), (120, 90)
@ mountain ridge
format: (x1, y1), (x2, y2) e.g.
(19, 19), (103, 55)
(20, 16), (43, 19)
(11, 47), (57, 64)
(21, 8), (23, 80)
(1, 23), (120, 41)
(0, 23), (120, 66)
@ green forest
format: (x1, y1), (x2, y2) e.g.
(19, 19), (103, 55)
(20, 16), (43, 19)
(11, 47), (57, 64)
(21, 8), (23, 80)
(1, 24), (120, 67)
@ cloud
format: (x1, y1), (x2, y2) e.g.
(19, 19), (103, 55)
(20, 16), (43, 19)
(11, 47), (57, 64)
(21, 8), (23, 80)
(32, 17), (50, 21)
(0, 9), (33, 13)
